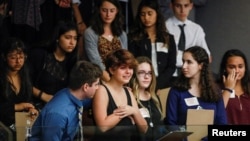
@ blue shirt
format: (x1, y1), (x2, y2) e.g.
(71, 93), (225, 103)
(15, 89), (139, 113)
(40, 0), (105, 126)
(165, 88), (227, 125)
(30, 88), (83, 141)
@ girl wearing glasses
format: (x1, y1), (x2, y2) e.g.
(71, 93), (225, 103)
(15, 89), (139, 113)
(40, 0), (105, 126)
(0, 37), (38, 139)
(129, 56), (167, 141)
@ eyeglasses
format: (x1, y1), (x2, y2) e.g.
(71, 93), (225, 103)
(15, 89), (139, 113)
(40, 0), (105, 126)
(137, 71), (152, 77)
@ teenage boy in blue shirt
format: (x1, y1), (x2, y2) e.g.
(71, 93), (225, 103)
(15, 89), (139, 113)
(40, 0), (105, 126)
(30, 61), (102, 141)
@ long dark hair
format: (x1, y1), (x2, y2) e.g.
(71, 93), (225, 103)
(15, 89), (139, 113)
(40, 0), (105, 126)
(130, 56), (163, 119)
(90, 0), (124, 36)
(0, 37), (32, 100)
(128, 0), (169, 45)
(48, 20), (78, 53)
(173, 46), (220, 102)
(218, 49), (250, 95)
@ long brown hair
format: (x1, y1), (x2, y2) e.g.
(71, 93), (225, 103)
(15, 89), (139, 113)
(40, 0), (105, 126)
(130, 56), (163, 119)
(174, 46), (220, 102)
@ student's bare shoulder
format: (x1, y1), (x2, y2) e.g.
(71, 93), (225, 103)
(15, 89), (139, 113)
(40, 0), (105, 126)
(94, 85), (108, 101)
(96, 85), (107, 94)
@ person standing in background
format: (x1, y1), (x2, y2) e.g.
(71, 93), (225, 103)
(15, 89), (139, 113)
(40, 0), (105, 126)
(128, 0), (176, 93)
(129, 0), (207, 26)
(217, 49), (250, 124)
(84, 0), (127, 83)
(166, 0), (211, 84)
(130, 0), (171, 22)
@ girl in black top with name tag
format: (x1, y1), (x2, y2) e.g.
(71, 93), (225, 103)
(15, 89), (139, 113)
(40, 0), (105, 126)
(130, 56), (167, 141)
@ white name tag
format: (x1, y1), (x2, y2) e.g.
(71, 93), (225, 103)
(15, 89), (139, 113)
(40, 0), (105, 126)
(139, 108), (150, 118)
(230, 90), (235, 98)
(184, 97), (199, 106)
(176, 50), (184, 67)
(156, 43), (169, 53)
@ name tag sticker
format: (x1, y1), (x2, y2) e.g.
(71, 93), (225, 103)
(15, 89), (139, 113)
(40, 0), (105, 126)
(139, 108), (150, 118)
(156, 43), (169, 53)
(184, 97), (199, 106)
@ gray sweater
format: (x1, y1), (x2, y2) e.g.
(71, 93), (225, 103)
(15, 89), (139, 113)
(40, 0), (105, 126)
(84, 27), (127, 70)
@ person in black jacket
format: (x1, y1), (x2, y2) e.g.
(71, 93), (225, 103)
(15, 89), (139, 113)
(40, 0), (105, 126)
(128, 0), (176, 94)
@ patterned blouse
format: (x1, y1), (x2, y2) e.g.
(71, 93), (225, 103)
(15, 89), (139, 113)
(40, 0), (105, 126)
(98, 36), (122, 63)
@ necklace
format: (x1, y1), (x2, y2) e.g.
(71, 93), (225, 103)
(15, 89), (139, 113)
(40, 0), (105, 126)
(103, 34), (113, 41)
(147, 100), (154, 127)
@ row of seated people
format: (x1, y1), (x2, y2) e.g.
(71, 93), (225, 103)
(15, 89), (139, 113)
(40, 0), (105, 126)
(0, 0), (250, 141)
(0, 40), (249, 141)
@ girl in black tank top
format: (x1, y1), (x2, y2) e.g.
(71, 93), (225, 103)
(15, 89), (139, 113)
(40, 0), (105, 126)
(92, 49), (148, 141)
(92, 84), (137, 141)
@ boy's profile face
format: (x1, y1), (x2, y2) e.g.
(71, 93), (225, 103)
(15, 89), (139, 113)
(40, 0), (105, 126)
(85, 78), (100, 99)
(171, 0), (193, 22)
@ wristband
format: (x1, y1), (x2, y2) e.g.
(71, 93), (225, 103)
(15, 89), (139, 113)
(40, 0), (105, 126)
(38, 91), (43, 99)
(224, 88), (235, 98)
(223, 87), (233, 93)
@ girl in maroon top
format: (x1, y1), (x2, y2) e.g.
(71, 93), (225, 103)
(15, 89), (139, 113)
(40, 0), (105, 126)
(218, 49), (250, 124)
